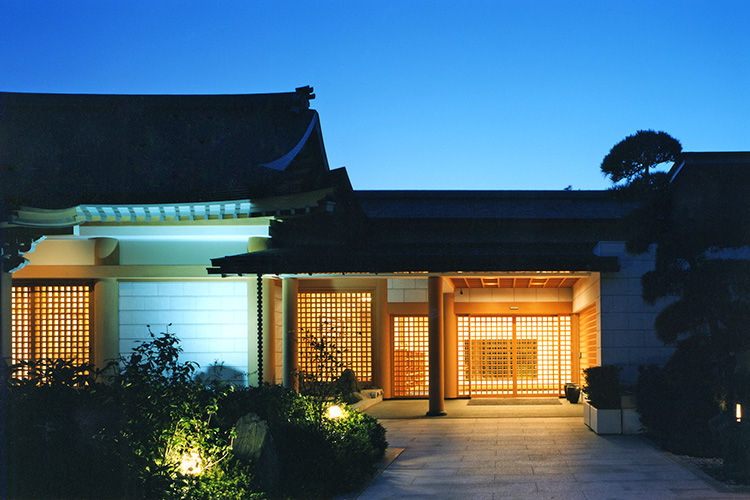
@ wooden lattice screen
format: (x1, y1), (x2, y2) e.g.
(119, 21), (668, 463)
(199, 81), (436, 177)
(392, 316), (429, 397)
(458, 315), (572, 397)
(297, 292), (372, 382)
(11, 285), (92, 368)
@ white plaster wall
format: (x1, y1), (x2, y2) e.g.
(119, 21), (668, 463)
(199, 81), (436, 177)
(572, 273), (600, 313)
(119, 281), (249, 383)
(595, 242), (673, 384)
(118, 239), (250, 266)
(24, 239), (96, 266)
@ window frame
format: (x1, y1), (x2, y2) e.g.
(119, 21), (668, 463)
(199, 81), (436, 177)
(11, 280), (95, 367)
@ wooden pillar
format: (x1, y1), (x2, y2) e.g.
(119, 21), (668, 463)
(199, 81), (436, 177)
(444, 290), (458, 399)
(373, 279), (392, 397)
(93, 279), (119, 370)
(282, 277), (298, 390)
(427, 276), (446, 416)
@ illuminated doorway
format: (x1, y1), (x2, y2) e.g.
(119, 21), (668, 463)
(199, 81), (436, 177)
(458, 315), (572, 397)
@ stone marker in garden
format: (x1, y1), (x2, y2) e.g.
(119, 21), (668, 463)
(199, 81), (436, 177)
(233, 413), (279, 492)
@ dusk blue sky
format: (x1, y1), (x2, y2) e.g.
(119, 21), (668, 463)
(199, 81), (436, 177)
(2, 2), (748, 191)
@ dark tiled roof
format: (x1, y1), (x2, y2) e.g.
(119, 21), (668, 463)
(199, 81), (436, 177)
(354, 190), (635, 219)
(1, 87), (330, 208)
(668, 151), (750, 183)
(208, 246), (619, 275)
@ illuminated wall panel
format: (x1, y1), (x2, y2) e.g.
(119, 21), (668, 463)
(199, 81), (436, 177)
(392, 316), (429, 397)
(11, 285), (91, 367)
(118, 281), (248, 384)
(578, 303), (598, 381)
(298, 292), (372, 381)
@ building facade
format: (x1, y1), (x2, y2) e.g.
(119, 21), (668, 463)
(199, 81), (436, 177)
(2, 89), (747, 413)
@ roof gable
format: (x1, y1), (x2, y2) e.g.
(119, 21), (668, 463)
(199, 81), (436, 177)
(1, 87), (330, 208)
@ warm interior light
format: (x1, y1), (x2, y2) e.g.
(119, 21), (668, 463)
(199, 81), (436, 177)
(179, 450), (203, 476)
(326, 404), (344, 419)
(737, 403), (742, 423)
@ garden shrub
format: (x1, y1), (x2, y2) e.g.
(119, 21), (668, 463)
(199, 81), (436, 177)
(636, 336), (722, 456)
(583, 364), (621, 409)
(216, 383), (388, 499)
(5, 327), (387, 499)
(4, 359), (123, 500)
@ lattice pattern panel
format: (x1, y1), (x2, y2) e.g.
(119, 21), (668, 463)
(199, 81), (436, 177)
(458, 315), (572, 397)
(459, 316), (514, 396)
(578, 303), (598, 382)
(11, 286), (32, 367)
(392, 316), (429, 397)
(515, 316), (570, 396)
(298, 292), (372, 381)
(11, 285), (92, 368)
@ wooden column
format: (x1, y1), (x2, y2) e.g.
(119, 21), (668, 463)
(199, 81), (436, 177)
(427, 276), (446, 416)
(373, 279), (392, 397)
(282, 277), (298, 390)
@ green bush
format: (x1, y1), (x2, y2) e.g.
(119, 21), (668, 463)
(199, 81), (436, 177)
(583, 365), (621, 409)
(636, 337), (722, 456)
(216, 383), (388, 499)
(4, 359), (123, 500)
(5, 327), (387, 499)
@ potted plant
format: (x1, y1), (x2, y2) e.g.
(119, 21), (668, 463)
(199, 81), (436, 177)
(583, 365), (622, 434)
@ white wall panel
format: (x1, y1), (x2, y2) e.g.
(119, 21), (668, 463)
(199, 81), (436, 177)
(119, 280), (249, 383)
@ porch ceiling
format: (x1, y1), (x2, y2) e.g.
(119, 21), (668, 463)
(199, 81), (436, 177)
(450, 276), (580, 289)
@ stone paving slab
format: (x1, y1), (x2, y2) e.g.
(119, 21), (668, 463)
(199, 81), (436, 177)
(341, 415), (750, 500)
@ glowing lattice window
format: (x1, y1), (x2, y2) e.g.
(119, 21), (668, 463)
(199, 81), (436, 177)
(298, 292), (372, 382)
(393, 316), (429, 397)
(11, 285), (92, 370)
(458, 315), (572, 397)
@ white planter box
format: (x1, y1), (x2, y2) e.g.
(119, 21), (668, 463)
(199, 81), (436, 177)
(583, 401), (622, 435)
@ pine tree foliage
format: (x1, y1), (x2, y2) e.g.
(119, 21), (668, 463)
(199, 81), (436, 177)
(601, 130), (682, 184)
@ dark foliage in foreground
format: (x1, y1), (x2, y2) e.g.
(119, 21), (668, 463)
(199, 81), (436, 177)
(4, 329), (387, 500)
(636, 337), (722, 457)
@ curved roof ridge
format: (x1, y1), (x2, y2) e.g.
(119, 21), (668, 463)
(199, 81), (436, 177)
(260, 112), (319, 171)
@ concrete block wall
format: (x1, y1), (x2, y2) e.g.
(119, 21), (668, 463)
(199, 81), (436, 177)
(119, 281), (249, 383)
(595, 242), (673, 384)
(387, 278), (428, 302)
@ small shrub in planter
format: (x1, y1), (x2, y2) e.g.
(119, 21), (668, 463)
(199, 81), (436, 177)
(583, 365), (621, 409)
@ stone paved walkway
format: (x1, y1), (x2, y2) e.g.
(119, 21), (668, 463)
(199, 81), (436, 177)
(342, 414), (750, 500)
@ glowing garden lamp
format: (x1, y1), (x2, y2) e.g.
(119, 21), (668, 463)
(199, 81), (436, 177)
(179, 450), (203, 476)
(326, 404), (344, 420)
(737, 403), (742, 423)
